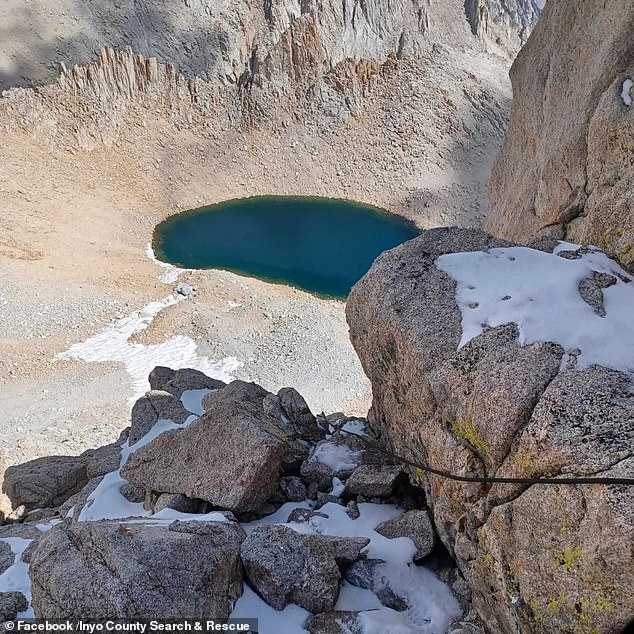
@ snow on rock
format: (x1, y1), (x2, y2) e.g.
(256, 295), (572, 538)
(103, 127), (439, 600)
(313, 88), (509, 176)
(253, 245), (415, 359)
(308, 442), (363, 472)
(239, 502), (461, 633)
(56, 294), (241, 401)
(622, 78), (633, 106)
(231, 586), (311, 633)
(436, 244), (634, 376)
(79, 389), (211, 522)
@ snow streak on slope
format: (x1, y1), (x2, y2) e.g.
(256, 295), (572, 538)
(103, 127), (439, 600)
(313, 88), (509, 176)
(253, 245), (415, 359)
(56, 295), (241, 401)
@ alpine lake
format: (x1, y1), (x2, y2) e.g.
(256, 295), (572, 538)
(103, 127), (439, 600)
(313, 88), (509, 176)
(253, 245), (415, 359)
(153, 196), (419, 299)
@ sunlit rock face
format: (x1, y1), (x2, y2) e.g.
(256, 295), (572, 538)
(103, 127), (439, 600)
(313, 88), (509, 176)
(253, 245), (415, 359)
(346, 227), (634, 634)
(486, 0), (634, 271)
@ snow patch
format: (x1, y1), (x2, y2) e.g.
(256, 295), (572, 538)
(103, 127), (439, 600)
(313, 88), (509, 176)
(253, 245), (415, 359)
(231, 586), (311, 633)
(308, 442), (363, 472)
(622, 79), (633, 106)
(145, 242), (185, 284)
(56, 294), (241, 402)
(0, 537), (34, 618)
(436, 245), (634, 376)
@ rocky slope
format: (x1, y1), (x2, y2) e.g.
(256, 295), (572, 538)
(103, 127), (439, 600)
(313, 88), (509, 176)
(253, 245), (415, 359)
(485, 0), (634, 270)
(346, 227), (634, 634)
(0, 369), (468, 632)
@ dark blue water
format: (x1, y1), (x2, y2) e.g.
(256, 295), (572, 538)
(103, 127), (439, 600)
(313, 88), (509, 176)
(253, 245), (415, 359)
(153, 196), (419, 298)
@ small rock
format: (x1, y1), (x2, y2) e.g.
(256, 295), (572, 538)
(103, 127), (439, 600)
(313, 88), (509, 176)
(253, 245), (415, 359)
(307, 611), (362, 634)
(375, 510), (436, 561)
(119, 483), (145, 504)
(315, 493), (344, 509)
(346, 500), (360, 520)
(278, 387), (323, 441)
(279, 477), (307, 502)
(300, 461), (334, 491)
(345, 559), (408, 611)
(0, 591), (29, 622)
(287, 508), (328, 524)
(154, 493), (201, 514)
(344, 464), (403, 498)
(318, 535), (370, 563)
(0, 541), (14, 575)
(129, 391), (190, 445)
(149, 367), (226, 398)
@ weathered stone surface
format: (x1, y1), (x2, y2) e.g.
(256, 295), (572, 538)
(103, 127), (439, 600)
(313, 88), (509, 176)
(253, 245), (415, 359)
(0, 541), (14, 575)
(240, 524), (341, 613)
(81, 443), (121, 478)
(375, 510), (436, 561)
(128, 390), (190, 445)
(300, 460), (334, 492)
(0, 591), (28, 622)
(307, 612), (362, 634)
(30, 520), (245, 619)
(2, 456), (89, 510)
(485, 0), (634, 270)
(119, 483), (145, 503)
(279, 476), (307, 502)
(344, 465), (402, 498)
(278, 387), (323, 441)
(287, 508), (328, 524)
(149, 366), (225, 398)
(121, 393), (287, 513)
(317, 535), (369, 564)
(201, 380), (269, 412)
(346, 227), (634, 633)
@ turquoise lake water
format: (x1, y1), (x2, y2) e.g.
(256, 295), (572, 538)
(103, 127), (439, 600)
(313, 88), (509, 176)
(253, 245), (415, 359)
(153, 196), (419, 299)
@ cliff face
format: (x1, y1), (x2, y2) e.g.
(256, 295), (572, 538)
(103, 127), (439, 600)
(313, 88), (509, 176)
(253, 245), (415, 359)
(485, 0), (634, 269)
(0, 0), (538, 90)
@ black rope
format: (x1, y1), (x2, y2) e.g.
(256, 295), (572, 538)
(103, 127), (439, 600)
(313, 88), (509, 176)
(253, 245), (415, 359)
(338, 428), (634, 486)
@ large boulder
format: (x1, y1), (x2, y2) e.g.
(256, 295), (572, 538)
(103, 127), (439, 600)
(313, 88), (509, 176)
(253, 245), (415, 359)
(148, 366), (226, 398)
(2, 455), (89, 511)
(346, 228), (634, 634)
(121, 389), (288, 513)
(485, 0), (634, 270)
(240, 525), (345, 613)
(30, 519), (245, 619)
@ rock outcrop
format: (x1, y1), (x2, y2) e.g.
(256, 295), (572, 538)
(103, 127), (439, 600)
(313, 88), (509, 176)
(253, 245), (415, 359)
(1, 0), (540, 91)
(346, 227), (634, 634)
(485, 0), (634, 270)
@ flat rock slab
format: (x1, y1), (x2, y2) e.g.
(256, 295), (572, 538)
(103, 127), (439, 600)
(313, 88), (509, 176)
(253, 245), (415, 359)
(121, 396), (287, 513)
(30, 519), (245, 619)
